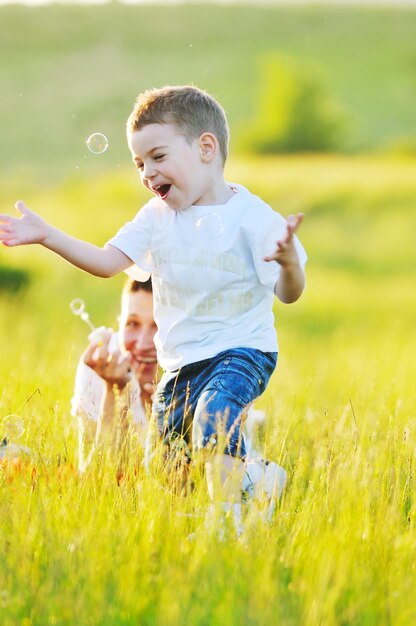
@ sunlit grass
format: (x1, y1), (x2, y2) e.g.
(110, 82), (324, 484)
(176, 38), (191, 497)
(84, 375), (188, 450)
(1, 154), (415, 625)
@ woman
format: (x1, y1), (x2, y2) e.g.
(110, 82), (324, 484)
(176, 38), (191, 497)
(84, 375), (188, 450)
(71, 277), (157, 473)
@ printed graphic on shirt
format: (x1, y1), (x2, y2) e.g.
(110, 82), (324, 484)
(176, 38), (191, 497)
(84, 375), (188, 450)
(153, 278), (263, 318)
(152, 246), (246, 277)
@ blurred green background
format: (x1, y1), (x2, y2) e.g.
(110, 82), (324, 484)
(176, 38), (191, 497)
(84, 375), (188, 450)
(0, 3), (416, 180)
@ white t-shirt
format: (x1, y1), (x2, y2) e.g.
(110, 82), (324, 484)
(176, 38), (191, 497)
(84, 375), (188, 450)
(108, 183), (307, 371)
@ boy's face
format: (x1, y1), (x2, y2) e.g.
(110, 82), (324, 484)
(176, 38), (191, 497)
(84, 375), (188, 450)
(129, 123), (211, 210)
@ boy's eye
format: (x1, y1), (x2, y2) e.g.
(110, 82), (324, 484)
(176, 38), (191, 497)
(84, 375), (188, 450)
(154, 154), (164, 161)
(136, 163), (144, 170)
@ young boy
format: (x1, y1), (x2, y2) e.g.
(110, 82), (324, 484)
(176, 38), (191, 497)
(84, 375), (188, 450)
(0, 85), (306, 534)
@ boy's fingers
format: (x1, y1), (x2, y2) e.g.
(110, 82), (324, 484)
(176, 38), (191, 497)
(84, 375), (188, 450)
(283, 213), (303, 244)
(288, 213), (304, 232)
(264, 240), (284, 262)
(15, 200), (30, 215)
(264, 213), (303, 261)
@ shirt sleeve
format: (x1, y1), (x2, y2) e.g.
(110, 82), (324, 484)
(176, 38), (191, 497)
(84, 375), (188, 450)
(107, 201), (154, 273)
(123, 265), (151, 282)
(70, 359), (103, 422)
(249, 205), (308, 293)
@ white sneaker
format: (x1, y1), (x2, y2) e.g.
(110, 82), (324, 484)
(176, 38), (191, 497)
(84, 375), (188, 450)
(242, 459), (287, 521)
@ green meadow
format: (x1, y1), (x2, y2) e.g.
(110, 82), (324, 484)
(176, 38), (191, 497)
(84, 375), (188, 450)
(1, 4), (416, 626)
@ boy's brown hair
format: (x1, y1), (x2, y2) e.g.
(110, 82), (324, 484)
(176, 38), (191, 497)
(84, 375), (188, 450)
(127, 85), (229, 163)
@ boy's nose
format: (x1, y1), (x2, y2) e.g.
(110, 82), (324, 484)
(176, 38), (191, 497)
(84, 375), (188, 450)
(143, 163), (156, 180)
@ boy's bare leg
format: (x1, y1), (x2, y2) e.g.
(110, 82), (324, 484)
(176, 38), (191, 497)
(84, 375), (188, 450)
(205, 452), (245, 536)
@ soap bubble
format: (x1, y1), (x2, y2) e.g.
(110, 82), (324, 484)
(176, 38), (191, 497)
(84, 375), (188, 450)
(1, 414), (25, 444)
(195, 214), (224, 239)
(86, 133), (108, 155)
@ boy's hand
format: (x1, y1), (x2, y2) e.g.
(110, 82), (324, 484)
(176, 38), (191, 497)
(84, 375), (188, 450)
(266, 213), (305, 303)
(264, 213), (304, 267)
(0, 201), (49, 247)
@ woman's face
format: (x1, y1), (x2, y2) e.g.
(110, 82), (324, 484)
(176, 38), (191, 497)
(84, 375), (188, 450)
(119, 290), (158, 387)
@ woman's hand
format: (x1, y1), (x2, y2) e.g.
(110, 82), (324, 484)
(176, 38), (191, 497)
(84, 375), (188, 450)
(82, 330), (132, 390)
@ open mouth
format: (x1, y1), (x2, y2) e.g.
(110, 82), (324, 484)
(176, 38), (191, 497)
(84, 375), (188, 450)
(134, 356), (158, 365)
(153, 184), (171, 200)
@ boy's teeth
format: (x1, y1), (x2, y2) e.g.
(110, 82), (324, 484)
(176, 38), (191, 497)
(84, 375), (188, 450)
(153, 184), (170, 198)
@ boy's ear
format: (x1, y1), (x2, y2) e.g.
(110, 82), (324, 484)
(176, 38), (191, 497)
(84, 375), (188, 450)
(198, 133), (217, 162)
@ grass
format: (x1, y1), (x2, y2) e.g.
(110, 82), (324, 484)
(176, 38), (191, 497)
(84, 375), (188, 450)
(1, 153), (415, 625)
(0, 3), (416, 179)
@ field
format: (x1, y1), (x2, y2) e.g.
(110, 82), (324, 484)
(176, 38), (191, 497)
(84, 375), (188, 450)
(1, 4), (416, 626)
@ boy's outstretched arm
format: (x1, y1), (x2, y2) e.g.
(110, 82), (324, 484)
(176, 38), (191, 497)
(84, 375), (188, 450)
(0, 201), (132, 278)
(264, 213), (305, 304)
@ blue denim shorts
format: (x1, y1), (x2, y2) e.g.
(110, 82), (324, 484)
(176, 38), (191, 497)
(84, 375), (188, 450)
(151, 348), (277, 458)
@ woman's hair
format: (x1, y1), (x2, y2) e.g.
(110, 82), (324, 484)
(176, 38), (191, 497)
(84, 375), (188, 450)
(123, 277), (152, 295)
(127, 85), (229, 164)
